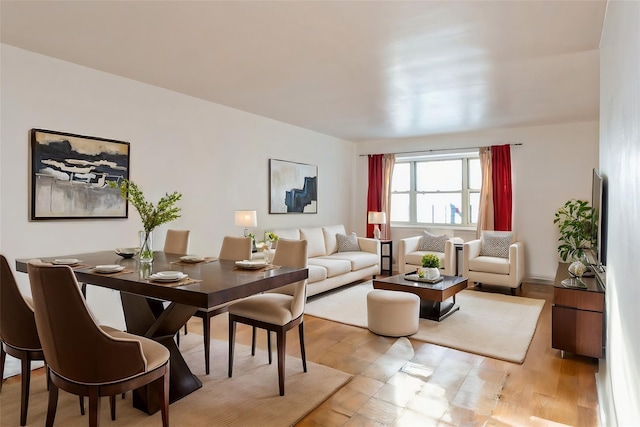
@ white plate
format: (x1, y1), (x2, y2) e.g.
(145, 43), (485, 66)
(115, 247), (139, 258)
(180, 255), (205, 263)
(149, 272), (187, 282)
(53, 258), (80, 265)
(235, 260), (268, 270)
(95, 265), (125, 273)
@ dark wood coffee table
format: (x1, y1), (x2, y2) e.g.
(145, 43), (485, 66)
(373, 274), (469, 321)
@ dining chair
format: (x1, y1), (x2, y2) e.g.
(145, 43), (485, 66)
(189, 236), (252, 375)
(164, 229), (191, 254)
(0, 254), (46, 426)
(27, 260), (170, 427)
(227, 238), (308, 396)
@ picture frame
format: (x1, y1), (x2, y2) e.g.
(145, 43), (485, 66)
(269, 159), (317, 214)
(30, 128), (130, 220)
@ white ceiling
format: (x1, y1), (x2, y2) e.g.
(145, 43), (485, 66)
(0, 1), (606, 142)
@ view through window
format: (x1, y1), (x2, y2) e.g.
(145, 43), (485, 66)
(391, 152), (481, 227)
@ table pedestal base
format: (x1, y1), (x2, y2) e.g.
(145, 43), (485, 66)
(419, 299), (460, 321)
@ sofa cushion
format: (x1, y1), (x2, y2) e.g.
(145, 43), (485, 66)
(405, 251), (446, 269)
(418, 231), (448, 252)
(337, 232), (360, 252)
(480, 231), (513, 258)
(270, 228), (300, 248)
(322, 252), (379, 271)
(469, 255), (510, 275)
(308, 258), (351, 277)
(300, 227), (327, 258)
(322, 225), (346, 254)
(307, 264), (328, 284)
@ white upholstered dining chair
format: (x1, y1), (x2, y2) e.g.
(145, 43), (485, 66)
(227, 238), (308, 396)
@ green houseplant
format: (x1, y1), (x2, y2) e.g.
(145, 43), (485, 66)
(109, 179), (182, 263)
(421, 253), (441, 280)
(553, 199), (593, 262)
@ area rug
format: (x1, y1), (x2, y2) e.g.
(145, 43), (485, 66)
(0, 333), (352, 426)
(305, 281), (545, 364)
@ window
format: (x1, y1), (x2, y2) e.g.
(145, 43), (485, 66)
(391, 153), (481, 227)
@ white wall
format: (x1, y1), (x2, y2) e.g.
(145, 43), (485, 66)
(599, 1), (640, 425)
(0, 45), (354, 326)
(354, 122), (599, 281)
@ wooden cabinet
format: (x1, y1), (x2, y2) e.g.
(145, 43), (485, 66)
(552, 263), (605, 358)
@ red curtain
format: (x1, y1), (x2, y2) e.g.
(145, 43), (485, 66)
(492, 144), (512, 231)
(366, 155), (383, 238)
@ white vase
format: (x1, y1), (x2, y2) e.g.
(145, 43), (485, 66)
(425, 267), (440, 280)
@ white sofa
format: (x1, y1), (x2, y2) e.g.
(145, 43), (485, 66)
(398, 235), (462, 276)
(270, 225), (380, 297)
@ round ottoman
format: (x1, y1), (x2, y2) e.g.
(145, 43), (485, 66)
(367, 290), (420, 337)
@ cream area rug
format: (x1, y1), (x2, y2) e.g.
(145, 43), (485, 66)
(0, 333), (351, 426)
(305, 281), (545, 364)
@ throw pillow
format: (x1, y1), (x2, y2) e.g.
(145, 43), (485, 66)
(418, 231), (449, 253)
(479, 231), (513, 258)
(336, 232), (360, 252)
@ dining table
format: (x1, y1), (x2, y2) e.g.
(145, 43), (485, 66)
(15, 250), (308, 415)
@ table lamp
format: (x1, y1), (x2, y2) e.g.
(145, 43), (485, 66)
(368, 211), (386, 240)
(235, 210), (257, 237)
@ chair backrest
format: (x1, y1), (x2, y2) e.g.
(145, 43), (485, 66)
(164, 229), (191, 254)
(219, 236), (252, 261)
(27, 260), (147, 383)
(0, 254), (41, 350)
(271, 239), (308, 318)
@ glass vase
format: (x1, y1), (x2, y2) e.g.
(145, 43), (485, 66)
(139, 230), (154, 263)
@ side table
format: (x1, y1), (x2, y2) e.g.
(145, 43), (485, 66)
(379, 239), (393, 276)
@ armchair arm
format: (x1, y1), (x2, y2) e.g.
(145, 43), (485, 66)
(443, 240), (457, 276)
(398, 236), (421, 274)
(357, 237), (381, 257)
(462, 239), (481, 276)
(509, 241), (525, 286)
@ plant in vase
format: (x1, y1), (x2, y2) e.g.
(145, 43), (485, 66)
(553, 199), (593, 262)
(109, 179), (182, 263)
(256, 232), (279, 263)
(421, 253), (441, 280)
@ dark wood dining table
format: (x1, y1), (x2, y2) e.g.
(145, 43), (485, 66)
(15, 251), (308, 415)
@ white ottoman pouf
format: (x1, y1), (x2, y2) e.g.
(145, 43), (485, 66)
(367, 289), (420, 337)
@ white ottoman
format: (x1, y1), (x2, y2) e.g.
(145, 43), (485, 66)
(367, 290), (420, 337)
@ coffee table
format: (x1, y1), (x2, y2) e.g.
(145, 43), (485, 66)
(373, 274), (469, 321)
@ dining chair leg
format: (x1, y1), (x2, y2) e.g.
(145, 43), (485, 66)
(277, 329), (286, 396)
(298, 321), (307, 372)
(20, 353), (31, 426)
(88, 389), (100, 427)
(110, 395), (116, 420)
(46, 382), (59, 427)
(251, 326), (256, 356)
(267, 330), (272, 365)
(203, 316), (211, 375)
(0, 343), (5, 392)
(81, 283), (87, 298)
(228, 318), (236, 378)
(157, 368), (170, 427)
(175, 331), (180, 347)
(79, 396), (84, 415)
(184, 324), (188, 335)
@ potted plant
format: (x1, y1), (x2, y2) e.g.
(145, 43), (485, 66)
(421, 253), (441, 280)
(553, 199), (593, 262)
(256, 232), (279, 263)
(109, 179), (182, 263)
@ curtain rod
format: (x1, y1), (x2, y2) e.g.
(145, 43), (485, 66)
(358, 143), (523, 157)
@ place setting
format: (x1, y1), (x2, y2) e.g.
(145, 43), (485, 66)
(147, 270), (202, 287)
(234, 260), (280, 271)
(43, 258), (91, 269)
(171, 254), (219, 266)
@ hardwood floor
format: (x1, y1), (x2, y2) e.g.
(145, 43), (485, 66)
(212, 281), (601, 426)
(2, 281), (600, 426)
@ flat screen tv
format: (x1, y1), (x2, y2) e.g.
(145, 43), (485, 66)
(590, 168), (607, 271)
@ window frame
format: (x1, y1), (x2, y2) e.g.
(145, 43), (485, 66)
(391, 151), (480, 228)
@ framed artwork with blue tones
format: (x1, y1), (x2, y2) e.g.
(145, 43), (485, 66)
(269, 159), (317, 214)
(30, 128), (130, 220)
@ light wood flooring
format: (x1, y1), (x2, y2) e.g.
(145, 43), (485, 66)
(2, 281), (600, 426)
(205, 280), (601, 426)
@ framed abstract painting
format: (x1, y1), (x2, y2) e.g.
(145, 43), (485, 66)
(269, 159), (317, 214)
(30, 128), (130, 220)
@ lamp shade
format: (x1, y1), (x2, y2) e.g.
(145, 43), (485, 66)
(235, 210), (257, 227)
(367, 211), (386, 225)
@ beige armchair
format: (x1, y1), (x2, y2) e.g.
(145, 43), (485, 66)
(398, 233), (459, 276)
(462, 231), (524, 295)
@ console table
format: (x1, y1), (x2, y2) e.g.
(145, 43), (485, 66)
(552, 262), (605, 359)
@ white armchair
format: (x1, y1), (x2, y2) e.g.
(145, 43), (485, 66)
(398, 234), (458, 276)
(462, 231), (524, 295)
